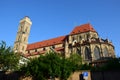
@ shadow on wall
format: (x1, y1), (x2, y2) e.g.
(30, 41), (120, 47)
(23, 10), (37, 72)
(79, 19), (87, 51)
(0, 71), (26, 80)
(79, 74), (84, 80)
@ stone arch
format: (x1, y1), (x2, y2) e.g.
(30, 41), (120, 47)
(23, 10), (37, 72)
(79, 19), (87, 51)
(103, 47), (109, 57)
(94, 46), (100, 60)
(84, 47), (91, 60)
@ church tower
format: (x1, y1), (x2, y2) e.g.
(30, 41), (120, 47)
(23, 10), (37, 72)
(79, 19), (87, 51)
(13, 16), (32, 54)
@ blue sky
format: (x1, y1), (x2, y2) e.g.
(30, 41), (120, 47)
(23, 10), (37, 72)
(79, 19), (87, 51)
(0, 0), (120, 57)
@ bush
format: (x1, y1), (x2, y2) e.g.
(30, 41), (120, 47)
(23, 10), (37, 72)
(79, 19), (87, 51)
(20, 52), (83, 80)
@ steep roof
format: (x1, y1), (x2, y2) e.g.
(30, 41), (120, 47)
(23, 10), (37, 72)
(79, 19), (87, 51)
(26, 36), (66, 50)
(70, 23), (96, 35)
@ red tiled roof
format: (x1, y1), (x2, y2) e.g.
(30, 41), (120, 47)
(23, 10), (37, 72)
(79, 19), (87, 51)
(24, 47), (64, 57)
(70, 23), (96, 35)
(26, 36), (66, 50)
(24, 51), (46, 57)
(26, 23), (96, 51)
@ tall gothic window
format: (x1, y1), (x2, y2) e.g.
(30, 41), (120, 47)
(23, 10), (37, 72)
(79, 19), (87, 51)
(87, 34), (90, 40)
(79, 36), (82, 41)
(84, 47), (91, 60)
(72, 37), (75, 42)
(103, 47), (109, 57)
(94, 47), (100, 60)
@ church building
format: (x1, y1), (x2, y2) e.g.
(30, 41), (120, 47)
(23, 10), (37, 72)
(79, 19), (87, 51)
(13, 16), (115, 63)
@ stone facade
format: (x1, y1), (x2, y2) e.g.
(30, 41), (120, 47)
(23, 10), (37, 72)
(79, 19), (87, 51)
(13, 17), (115, 62)
(68, 70), (91, 80)
(13, 16), (32, 54)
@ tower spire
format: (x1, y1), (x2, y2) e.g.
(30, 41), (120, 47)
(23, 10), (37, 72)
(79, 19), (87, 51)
(13, 16), (32, 54)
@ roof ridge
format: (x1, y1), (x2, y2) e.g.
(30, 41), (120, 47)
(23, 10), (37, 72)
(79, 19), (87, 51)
(28, 35), (66, 45)
(27, 35), (67, 50)
(70, 23), (96, 35)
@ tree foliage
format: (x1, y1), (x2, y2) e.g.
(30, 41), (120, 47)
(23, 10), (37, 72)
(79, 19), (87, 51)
(106, 58), (120, 70)
(0, 41), (20, 71)
(20, 50), (120, 79)
(91, 57), (120, 71)
(21, 52), (83, 80)
(68, 53), (82, 66)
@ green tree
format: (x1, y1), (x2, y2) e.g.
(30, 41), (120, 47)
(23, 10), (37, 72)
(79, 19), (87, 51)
(60, 57), (74, 80)
(100, 58), (120, 71)
(21, 52), (61, 79)
(0, 41), (20, 71)
(21, 52), (82, 80)
(68, 53), (82, 66)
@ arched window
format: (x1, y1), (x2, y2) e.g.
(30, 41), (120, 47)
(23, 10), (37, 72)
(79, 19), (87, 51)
(35, 49), (37, 52)
(72, 37), (75, 41)
(43, 47), (46, 51)
(52, 45), (55, 49)
(103, 47), (109, 57)
(94, 47), (100, 60)
(84, 47), (91, 60)
(79, 36), (82, 41)
(20, 26), (23, 31)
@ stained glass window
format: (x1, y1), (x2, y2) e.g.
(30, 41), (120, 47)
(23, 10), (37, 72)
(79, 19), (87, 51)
(103, 47), (109, 57)
(94, 47), (100, 60)
(84, 47), (91, 60)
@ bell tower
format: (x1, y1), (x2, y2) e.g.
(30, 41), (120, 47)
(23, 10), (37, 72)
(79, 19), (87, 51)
(13, 16), (32, 54)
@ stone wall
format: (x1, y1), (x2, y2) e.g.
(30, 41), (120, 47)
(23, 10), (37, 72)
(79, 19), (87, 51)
(91, 71), (120, 80)
(1, 71), (120, 80)
(68, 70), (91, 80)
